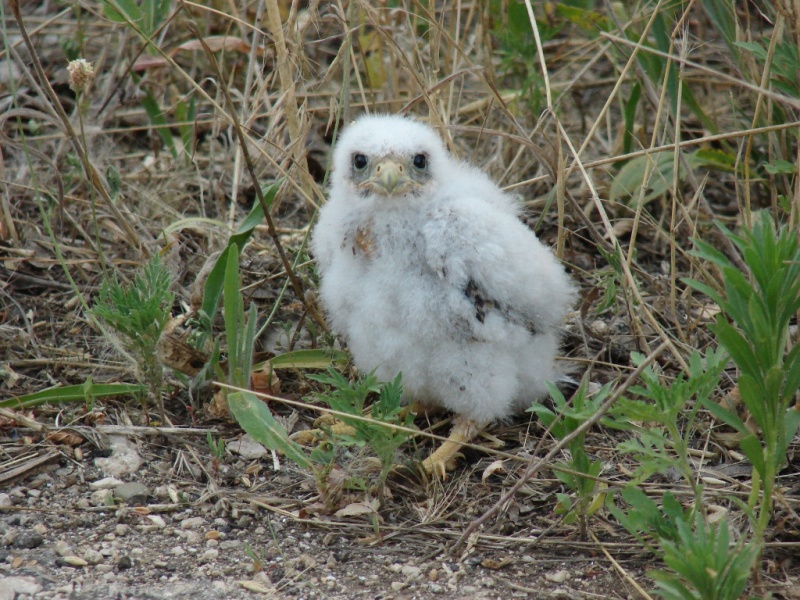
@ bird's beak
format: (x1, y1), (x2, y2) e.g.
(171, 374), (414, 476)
(362, 158), (413, 196)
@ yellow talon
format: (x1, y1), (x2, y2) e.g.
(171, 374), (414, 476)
(421, 417), (481, 478)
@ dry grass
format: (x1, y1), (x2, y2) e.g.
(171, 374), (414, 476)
(2, 1), (800, 597)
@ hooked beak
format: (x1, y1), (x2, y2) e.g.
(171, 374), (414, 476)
(361, 158), (414, 196)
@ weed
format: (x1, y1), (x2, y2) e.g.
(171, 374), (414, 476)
(609, 488), (759, 600)
(90, 255), (173, 422)
(220, 245), (341, 508)
(606, 348), (727, 492)
(206, 431), (225, 477)
(103, 0), (172, 55)
(686, 213), (800, 557)
(649, 513), (758, 600)
(528, 381), (612, 537)
(308, 368), (416, 500)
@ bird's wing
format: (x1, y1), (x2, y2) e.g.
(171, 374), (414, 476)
(422, 198), (575, 335)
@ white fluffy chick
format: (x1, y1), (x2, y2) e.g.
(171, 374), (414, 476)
(312, 114), (576, 476)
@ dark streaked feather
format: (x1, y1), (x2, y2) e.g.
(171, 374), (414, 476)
(463, 278), (538, 335)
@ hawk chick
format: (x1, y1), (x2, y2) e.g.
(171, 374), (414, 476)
(312, 115), (576, 476)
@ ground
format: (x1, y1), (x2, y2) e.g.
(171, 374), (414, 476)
(2, 1), (800, 599)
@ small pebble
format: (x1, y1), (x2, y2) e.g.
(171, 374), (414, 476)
(55, 540), (73, 557)
(114, 482), (150, 505)
(90, 489), (115, 507)
(199, 548), (218, 563)
(57, 555), (88, 568)
(0, 576), (42, 596)
(402, 565), (422, 580)
(545, 569), (571, 583)
(89, 477), (124, 490)
(145, 514), (166, 529)
(180, 517), (205, 530)
(83, 549), (104, 565)
(13, 533), (44, 549)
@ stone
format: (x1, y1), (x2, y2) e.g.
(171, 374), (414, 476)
(199, 548), (218, 563)
(0, 576), (42, 599)
(545, 569), (571, 584)
(12, 532), (44, 549)
(89, 477), (124, 490)
(91, 488), (115, 507)
(57, 555), (89, 567)
(180, 516), (205, 530)
(94, 435), (143, 477)
(55, 540), (73, 556)
(402, 565), (422, 580)
(114, 482), (150, 505)
(226, 434), (268, 459)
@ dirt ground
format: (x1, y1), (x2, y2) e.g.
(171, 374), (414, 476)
(0, 423), (656, 600)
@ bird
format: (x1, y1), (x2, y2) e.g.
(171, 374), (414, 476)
(311, 114), (576, 476)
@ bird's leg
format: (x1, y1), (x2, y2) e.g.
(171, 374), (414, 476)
(422, 416), (481, 478)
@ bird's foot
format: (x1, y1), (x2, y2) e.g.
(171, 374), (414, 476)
(291, 413), (356, 445)
(421, 417), (481, 478)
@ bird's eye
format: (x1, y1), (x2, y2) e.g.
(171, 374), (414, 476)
(412, 154), (427, 170)
(353, 153), (368, 171)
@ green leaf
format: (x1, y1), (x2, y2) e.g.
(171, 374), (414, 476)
(687, 234), (736, 271)
(223, 245), (243, 382)
(621, 83), (641, 156)
(699, 394), (747, 436)
(712, 320), (760, 377)
(228, 391), (312, 470)
(739, 434), (766, 478)
(554, 4), (611, 35)
(138, 84), (177, 158)
(222, 245), (258, 390)
(763, 159), (797, 175)
(103, 0), (142, 24)
(258, 349), (350, 371)
(732, 41), (765, 59)
(200, 181), (280, 322)
(693, 148), (738, 173)
(783, 407), (800, 453)
(609, 152), (674, 205)
(0, 383), (145, 409)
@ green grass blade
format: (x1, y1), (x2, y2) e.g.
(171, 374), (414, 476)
(200, 181), (280, 321)
(1, 382), (145, 409)
(256, 349), (350, 371)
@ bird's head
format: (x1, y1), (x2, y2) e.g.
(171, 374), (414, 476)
(331, 115), (450, 201)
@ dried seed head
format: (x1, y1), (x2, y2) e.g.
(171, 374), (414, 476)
(67, 58), (94, 94)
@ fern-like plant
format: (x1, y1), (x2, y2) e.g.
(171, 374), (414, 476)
(90, 255), (173, 421)
(686, 212), (800, 565)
